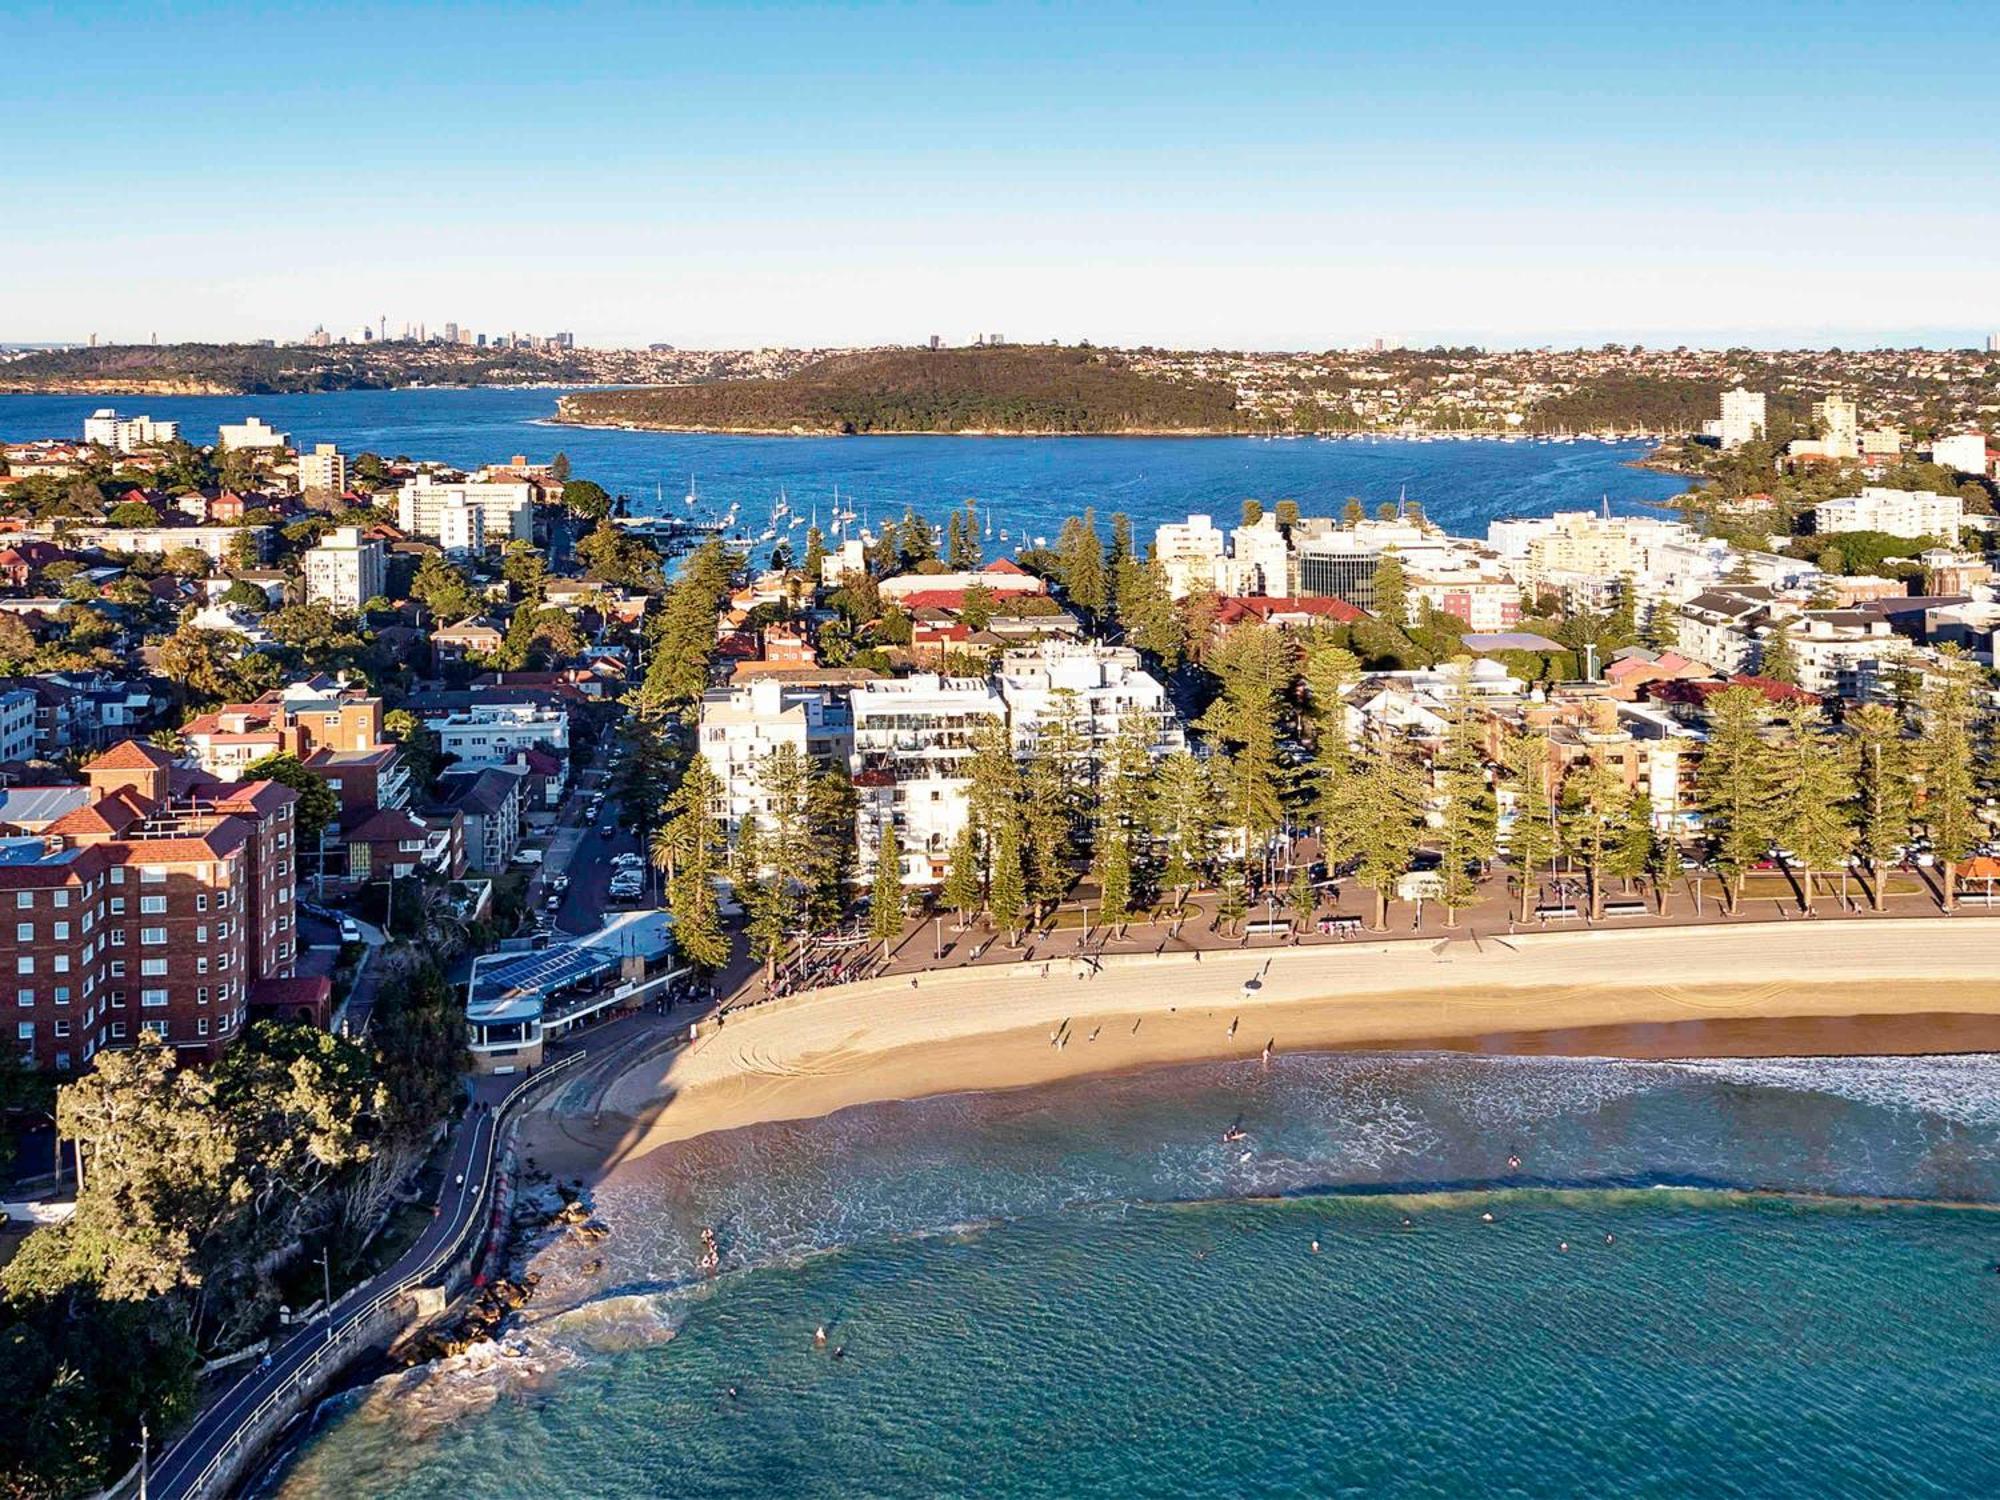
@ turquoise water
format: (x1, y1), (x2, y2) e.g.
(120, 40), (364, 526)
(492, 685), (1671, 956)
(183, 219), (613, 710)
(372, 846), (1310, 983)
(0, 389), (1687, 544)
(271, 1054), (2000, 1497)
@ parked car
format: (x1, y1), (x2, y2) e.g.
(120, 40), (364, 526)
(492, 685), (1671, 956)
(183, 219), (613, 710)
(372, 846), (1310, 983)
(339, 918), (362, 943)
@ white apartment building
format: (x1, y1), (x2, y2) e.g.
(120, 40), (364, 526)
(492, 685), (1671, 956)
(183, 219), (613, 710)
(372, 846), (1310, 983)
(850, 674), (1005, 885)
(1789, 393), (1859, 461)
(698, 678), (855, 839)
(820, 536), (868, 588)
(302, 527), (386, 612)
(423, 702), (571, 769)
(0, 687), (36, 764)
(218, 415), (291, 450)
(1674, 587), (1782, 674)
(1153, 515), (1238, 599)
(1487, 512), (1699, 596)
(1930, 433), (1988, 476)
(995, 642), (1184, 762)
(82, 409), (181, 453)
(436, 496), (486, 559)
(63, 524), (268, 563)
(1406, 565), (1520, 631)
(1231, 515), (1291, 595)
(1777, 613), (1913, 701)
(1812, 487), (1963, 542)
(297, 442), (348, 494)
(398, 478), (534, 548)
(1717, 387), (1766, 449)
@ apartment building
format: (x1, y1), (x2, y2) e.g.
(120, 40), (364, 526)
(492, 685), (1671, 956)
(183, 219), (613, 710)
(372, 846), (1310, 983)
(439, 767), (524, 872)
(217, 415), (290, 450)
(1928, 433), (1988, 477)
(1716, 387), (1766, 449)
(0, 687), (36, 764)
(1811, 487), (1963, 542)
(0, 740), (301, 1072)
(297, 442), (348, 495)
(397, 478), (534, 548)
(423, 702), (570, 770)
(182, 678), (410, 831)
(302, 526), (386, 611)
(995, 642), (1183, 761)
(82, 409), (181, 453)
(61, 524), (270, 564)
(850, 674), (1005, 884)
(698, 678), (855, 839)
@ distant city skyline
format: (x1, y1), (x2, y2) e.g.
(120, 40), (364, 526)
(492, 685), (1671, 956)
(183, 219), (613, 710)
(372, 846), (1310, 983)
(6, 1), (1998, 349)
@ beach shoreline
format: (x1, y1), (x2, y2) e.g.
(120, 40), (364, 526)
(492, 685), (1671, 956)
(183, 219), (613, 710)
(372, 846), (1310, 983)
(522, 920), (2000, 1183)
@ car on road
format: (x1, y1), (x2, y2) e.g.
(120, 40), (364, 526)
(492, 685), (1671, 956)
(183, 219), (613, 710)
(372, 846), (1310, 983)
(600, 823), (615, 837)
(340, 918), (363, 943)
(612, 852), (644, 870)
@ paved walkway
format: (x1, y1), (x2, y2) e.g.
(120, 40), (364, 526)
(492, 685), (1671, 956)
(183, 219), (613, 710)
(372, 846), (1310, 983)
(146, 1068), (517, 1500)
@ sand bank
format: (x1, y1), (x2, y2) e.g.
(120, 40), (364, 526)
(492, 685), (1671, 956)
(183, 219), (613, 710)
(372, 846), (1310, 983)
(523, 919), (2000, 1181)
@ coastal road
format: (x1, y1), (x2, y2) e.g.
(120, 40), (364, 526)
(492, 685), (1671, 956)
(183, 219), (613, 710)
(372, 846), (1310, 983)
(146, 1077), (515, 1500)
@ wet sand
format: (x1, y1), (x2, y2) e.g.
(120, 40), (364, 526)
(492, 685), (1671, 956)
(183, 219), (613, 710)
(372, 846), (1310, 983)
(521, 920), (2000, 1182)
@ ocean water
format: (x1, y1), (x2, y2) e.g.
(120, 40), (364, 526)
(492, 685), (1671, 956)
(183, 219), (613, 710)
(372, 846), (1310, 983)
(0, 389), (1687, 545)
(268, 1053), (2000, 1498)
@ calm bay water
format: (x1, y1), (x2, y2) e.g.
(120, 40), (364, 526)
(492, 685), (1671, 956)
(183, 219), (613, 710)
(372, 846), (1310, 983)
(0, 389), (1687, 543)
(269, 1053), (2000, 1498)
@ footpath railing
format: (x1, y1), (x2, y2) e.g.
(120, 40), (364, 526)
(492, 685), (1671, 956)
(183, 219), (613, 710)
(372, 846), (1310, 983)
(165, 1050), (588, 1500)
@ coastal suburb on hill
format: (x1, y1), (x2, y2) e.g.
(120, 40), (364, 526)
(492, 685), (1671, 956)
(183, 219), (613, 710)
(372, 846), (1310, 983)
(6, 333), (2000, 1494)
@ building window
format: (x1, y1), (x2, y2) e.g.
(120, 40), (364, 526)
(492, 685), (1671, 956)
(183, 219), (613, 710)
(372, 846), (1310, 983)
(54, 1019), (69, 1038)
(140, 928), (166, 945)
(197, 1017), (209, 1037)
(15, 958), (30, 976)
(141, 989), (168, 1008)
(140, 866), (166, 884)
(196, 894), (208, 913)
(111, 1021), (126, 1039)
(141, 959), (168, 977)
(110, 960), (125, 978)
(16, 1022), (32, 1043)
(110, 897), (126, 915)
(141, 1019), (166, 1038)
(14, 989), (30, 1007)
(13, 924), (28, 943)
(110, 991), (125, 1008)
(195, 926), (208, 945)
(52, 922), (68, 941)
(52, 956), (68, 974)
(197, 987), (209, 1005)
(197, 957), (209, 975)
(140, 896), (167, 915)
(53, 987), (69, 1006)
(110, 929), (126, 946)
(110, 867), (125, 885)
(52, 890), (68, 909)
(13, 892), (28, 909)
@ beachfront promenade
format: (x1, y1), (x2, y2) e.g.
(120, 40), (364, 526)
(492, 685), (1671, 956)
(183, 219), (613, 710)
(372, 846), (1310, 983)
(546, 917), (2000, 1176)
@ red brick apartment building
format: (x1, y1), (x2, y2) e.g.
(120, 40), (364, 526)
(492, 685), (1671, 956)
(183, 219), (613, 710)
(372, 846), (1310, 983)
(0, 740), (303, 1072)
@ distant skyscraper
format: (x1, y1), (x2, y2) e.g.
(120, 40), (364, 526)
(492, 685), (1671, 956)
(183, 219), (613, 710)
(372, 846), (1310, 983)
(444, 322), (459, 344)
(928, 334), (942, 350)
(1989, 332), (2000, 353)
(990, 333), (1004, 346)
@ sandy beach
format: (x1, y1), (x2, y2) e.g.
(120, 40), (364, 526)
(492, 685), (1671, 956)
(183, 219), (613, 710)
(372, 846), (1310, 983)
(524, 919), (2000, 1182)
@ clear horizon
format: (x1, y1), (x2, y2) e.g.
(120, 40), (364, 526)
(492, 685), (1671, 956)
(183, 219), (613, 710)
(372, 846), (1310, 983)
(8, 0), (1998, 350)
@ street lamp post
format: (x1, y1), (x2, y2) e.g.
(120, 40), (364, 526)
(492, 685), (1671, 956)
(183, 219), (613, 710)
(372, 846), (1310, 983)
(317, 1248), (333, 1347)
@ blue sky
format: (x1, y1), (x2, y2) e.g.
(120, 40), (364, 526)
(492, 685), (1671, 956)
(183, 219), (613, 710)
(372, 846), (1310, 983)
(5, 0), (1997, 349)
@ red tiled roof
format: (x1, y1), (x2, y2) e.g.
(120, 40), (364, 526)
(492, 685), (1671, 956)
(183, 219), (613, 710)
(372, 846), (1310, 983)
(1214, 595), (1367, 626)
(982, 558), (1032, 576)
(88, 739), (175, 772)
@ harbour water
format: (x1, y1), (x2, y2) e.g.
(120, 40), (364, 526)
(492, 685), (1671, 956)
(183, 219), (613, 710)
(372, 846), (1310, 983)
(269, 1052), (2000, 1497)
(0, 389), (1688, 544)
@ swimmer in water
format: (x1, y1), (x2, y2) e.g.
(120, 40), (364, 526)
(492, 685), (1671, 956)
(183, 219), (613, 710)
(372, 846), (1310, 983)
(1310, 1240), (1321, 1254)
(1605, 1233), (1615, 1245)
(1559, 1242), (1569, 1253)
(814, 1326), (827, 1346)
(1507, 1155), (1521, 1170)
(1481, 1212), (1495, 1224)
(1401, 1217), (1413, 1229)
(833, 1346), (846, 1361)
